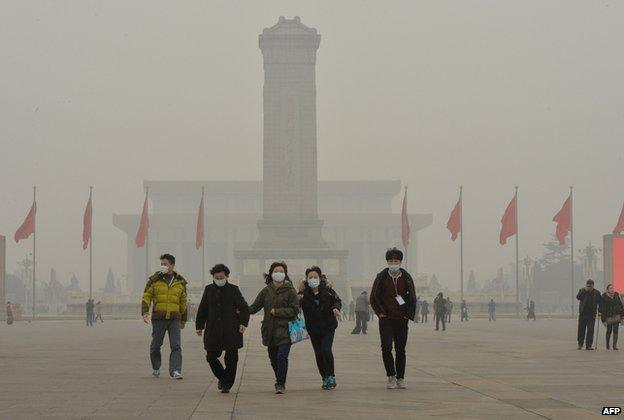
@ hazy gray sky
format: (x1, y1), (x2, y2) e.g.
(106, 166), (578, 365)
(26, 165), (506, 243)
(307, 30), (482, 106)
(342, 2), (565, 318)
(1, 1), (623, 290)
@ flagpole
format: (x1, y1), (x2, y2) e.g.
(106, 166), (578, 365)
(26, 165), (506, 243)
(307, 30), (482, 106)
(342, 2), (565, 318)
(570, 186), (574, 318)
(32, 186), (37, 320)
(459, 185), (464, 303)
(201, 186), (206, 287)
(515, 186), (519, 318)
(89, 186), (93, 300)
(145, 186), (149, 282)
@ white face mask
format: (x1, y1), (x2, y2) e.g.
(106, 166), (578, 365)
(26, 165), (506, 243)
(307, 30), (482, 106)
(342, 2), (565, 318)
(388, 264), (401, 274)
(214, 279), (227, 287)
(307, 278), (320, 289)
(160, 265), (169, 274)
(272, 272), (286, 282)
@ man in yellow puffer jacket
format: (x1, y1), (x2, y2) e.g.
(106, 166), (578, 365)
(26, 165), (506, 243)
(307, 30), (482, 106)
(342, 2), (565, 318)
(142, 254), (188, 379)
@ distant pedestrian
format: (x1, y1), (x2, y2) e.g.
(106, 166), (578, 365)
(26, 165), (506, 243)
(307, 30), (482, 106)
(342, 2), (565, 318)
(577, 279), (601, 350)
(420, 300), (429, 323)
(525, 300), (536, 321)
(414, 299), (421, 323)
(94, 301), (103, 323)
(434, 293), (446, 331)
(6, 302), (14, 325)
(599, 284), (622, 350)
(348, 301), (355, 321)
(460, 300), (468, 322)
(370, 248), (417, 390)
(351, 292), (370, 334)
(196, 264), (249, 393)
(86, 299), (94, 327)
(445, 298), (453, 323)
(488, 299), (496, 322)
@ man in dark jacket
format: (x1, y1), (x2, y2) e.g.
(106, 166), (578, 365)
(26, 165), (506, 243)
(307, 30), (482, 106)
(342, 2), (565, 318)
(577, 279), (601, 350)
(196, 264), (249, 393)
(351, 292), (370, 334)
(370, 248), (417, 390)
(433, 293), (446, 331)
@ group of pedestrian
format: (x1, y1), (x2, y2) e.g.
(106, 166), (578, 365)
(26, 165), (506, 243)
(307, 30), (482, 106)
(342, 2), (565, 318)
(577, 279), (624, 351)
(351, 291), (370, 334)
(142, 248), (418, 394)
(85, 299), (103, 326)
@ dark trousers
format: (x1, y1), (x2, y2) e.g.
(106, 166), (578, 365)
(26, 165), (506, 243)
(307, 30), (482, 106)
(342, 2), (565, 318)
(150, 319), (182, 375)
(577, 315), (596, 348)
(86, 312), (93, 326)
(435, 313), (446, 331)
(352, 311), (368, 334)
(309, 330), (335, 378)
(207, 349), (238, 388)
(606, 323), (619, 349)
(421, 313), (428, 323)
(95, 314), (103, 322)
(268, 343), (291, 387)
(379, 318), (408, 379)
(461, 311), (468, 322)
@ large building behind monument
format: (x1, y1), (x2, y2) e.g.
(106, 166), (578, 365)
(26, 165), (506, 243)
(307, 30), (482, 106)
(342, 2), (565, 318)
(113, 17), (432, 299)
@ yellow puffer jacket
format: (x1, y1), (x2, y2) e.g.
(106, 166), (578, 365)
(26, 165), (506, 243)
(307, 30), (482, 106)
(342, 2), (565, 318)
(141, 271), (188, 321)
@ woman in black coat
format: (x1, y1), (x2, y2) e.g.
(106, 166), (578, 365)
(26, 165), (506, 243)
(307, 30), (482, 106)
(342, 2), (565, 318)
(196, 264), (250, 393)
(300, 267), (342, 390)
(599, 284), (624, 350)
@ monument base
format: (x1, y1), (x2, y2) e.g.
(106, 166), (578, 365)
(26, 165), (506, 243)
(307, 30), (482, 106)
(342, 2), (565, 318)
(234, 248), (349, 302)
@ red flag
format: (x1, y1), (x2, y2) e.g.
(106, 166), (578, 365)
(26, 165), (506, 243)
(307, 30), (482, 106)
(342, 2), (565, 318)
(401, 187), (410, 250)
(446, 198), (462, 241)
(614, 202), (624, 235)
(195, 191), (204, 250)
(499, 195), (517, 245)
(135, 193), (149, 248)
(552, 194), (571, 245)
(82, 191), (92, 250)
(15, 201), (36, 243)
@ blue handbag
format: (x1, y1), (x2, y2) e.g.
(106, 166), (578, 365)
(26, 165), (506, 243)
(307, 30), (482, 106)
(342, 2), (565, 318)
(288, 314), (309, 344)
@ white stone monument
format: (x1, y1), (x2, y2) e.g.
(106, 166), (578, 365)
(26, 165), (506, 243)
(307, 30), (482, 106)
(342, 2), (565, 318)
(235, 17), (349, 298)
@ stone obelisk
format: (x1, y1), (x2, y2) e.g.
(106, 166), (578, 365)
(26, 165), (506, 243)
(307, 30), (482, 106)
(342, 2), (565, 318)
(235, 17), (347, 298)
(254, 16), (327, 249)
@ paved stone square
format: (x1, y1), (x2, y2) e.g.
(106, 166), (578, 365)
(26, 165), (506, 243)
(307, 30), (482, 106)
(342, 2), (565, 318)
(0, 317), (617, 419)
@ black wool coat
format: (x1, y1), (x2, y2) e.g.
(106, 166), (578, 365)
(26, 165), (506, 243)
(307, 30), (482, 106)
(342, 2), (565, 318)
(195, 282), (250, 351)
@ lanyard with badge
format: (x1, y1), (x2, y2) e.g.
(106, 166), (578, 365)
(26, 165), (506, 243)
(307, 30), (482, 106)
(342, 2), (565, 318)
(392, 276), (406, 306)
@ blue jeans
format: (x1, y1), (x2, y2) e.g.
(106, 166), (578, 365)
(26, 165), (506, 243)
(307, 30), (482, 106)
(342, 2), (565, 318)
(268, 343), (291, 386)
(150, 319), (182, 375)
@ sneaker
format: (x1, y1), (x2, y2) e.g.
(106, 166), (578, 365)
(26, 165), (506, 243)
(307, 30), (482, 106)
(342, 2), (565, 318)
(396, 378), (406, 389)
(328, 376), (337, 389)
(152, 370), (160, 378)
(275, 385), (285, 394)
(172, 371), (183, 380)
(577, 345), (582, 350)
(321, 377), (329, 390)
(386, 376), (397, 389)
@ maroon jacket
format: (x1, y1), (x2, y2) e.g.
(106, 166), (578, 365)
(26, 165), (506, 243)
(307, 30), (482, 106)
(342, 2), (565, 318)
(370, 268), (417, 320)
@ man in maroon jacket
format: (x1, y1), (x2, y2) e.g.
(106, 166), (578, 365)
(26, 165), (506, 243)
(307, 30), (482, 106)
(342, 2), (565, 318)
(370, 248), (417, 389)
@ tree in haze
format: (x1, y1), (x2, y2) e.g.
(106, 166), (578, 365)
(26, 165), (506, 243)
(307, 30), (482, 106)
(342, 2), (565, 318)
(67, 274), (82, 293)
(467, 270), (479, 293)
(428, 274), (442, 292)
